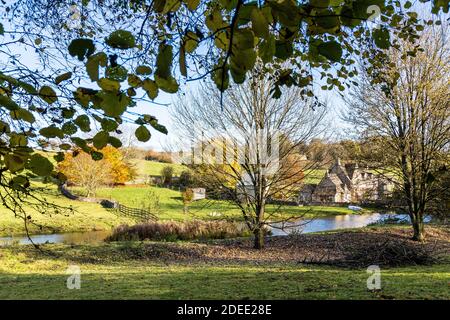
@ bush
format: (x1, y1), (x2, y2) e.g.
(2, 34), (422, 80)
(161, 165), (174, 185)
(106, 220), (250, 242)
(144, 150), (172, 163)
(179, 170), (193, 187)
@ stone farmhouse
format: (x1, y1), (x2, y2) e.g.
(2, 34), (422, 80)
(299, 159), (394, 204)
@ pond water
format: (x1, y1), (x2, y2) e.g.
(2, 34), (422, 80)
(0, 213), (425, 246)
(269, 213), (411, 236)
(0, 230), (111, 246)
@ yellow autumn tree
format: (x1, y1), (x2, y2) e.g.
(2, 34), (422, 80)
(58, 146), (135, 196)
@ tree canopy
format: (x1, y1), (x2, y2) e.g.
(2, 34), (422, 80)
(0, 0), (448, 219)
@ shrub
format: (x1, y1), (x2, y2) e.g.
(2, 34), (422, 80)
(182, 189), (194, 214)
(179, 170), (193, 187)
(161, 165), (174, 185)
(144, 149), (173, 163)
(106, 220), (250, 242)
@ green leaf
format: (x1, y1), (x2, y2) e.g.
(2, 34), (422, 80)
(86, 52), (107, 81)
(0, 95), (20, 111)
(212, 65), (229, 92)
(39, 126), (64, 138)
(232, 28), (256, 50)
(55, 72), (73, 84)
(90, 150), (104, 161)
(155, 43), (173, 79)
(105, 30), (136, 49)
(10, 108), (35, 123)
(373, 27), (390, 49)
(155, 75), (179, 94)
(136, 65), (152, 75)
(184, 0), (200, 11)
(39, 86), (58, 104)
(128, 74), (143, 88)
(17, 81), (37, 95)
(93, 131), (109, 149)
(315, 9), (340, 31)
(101, 118), (119, 132)
(97, 91), (130, 117)
(259, 35), (276, 63)
(68, 38), (95, 61)
(183, 31), (199, 53)
(206, 9), (227, 32)
(135, 125), (151, 142)
(310, 0), (330, 7)
(0, 23), (4, 35)
(9, 133), (28, 147)
(4, 154), (25, 173)
(10, 176), (30, 190)
(106, 65), (128, 82)
(29, 153), (54, 176)
(251, 8), (269, 38)
(275, 40), (293, 59)
(142, 79), (159, 99)
(317, 40), (342, 62)
(54, 152), (65, 162)
(62, 122), (78, 135)
(230, 49), (257, 74)
(97, 78), (120, 92)
(179, 46), (187, 77)
(0, 120), (11, 134)
(108, 136), (122, 148)
(74, 115), (91, 132)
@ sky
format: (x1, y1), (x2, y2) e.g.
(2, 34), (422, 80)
(1, 5), (353, 152)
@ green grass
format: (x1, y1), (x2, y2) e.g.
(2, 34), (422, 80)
(1, 180), (373, 237)
(132, 159), (187, 177)
(92, 185), (372, 221)
(0, 242), (448, 299)
(0, 183), (135, 237)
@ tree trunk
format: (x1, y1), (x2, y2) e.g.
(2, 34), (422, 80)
(412, 218), (425, 242)
(253, 227), (264, 249)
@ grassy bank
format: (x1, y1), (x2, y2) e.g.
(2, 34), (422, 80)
(93, 185), (374, 221)
(1, 182), (374, 237)
(0, 239), (448, 299)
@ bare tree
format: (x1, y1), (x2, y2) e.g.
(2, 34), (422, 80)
(171, 69), (328, 249)
(344, 24), (450, 241)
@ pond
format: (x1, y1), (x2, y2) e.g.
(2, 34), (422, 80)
(269, 213), (413, 236)
(0, 212), (424, 246)
(0, 230), (111, 246)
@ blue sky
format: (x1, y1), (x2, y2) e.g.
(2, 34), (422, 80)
(1, 11), (351, 152)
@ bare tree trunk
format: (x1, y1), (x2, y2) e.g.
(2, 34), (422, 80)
(253, 204), (265, 249)
(411, 211), (425, 242)
(253, 227), (265, 249)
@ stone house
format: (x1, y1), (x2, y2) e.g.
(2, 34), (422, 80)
(299, 159), (394, 204)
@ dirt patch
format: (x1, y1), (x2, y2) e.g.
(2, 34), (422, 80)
(136, 226), (450, 268)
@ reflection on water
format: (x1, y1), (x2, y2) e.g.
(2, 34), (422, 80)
(0, 230), (111, 246)
(0, 213), (431, 246)
(269, 213), (415, 236)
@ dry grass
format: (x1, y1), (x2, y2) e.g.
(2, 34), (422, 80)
(106, 220), (251, 242)
(102, 225), (450, 268)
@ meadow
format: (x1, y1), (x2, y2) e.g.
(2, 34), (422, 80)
(0, 237), (448, 299)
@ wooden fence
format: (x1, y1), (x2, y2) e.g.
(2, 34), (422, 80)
(59, 183), (158, 222)
(116, 203), (157, 221)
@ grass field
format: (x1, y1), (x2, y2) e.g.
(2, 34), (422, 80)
(92, 185), (371, 221)
(0, 241), (448, 299)
(132, 159), (187, 176)
(0, 180), (373, 237)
